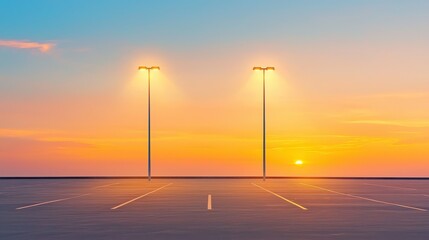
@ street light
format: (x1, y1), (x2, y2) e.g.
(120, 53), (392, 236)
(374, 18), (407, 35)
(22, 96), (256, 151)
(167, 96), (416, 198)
(138, 66), (160, 181)
(253, 66), (275, 181)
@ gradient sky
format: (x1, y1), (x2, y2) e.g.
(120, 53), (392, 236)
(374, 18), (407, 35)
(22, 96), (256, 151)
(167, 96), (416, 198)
(1, 0), (429, 176)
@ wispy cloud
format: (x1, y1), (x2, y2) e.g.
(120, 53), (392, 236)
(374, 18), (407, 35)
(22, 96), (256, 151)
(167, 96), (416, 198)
(0, 39), (54, 52)
(270, 134), (394, 154)
(354, 92), (429, 100)
(0, 128), (62, 138)
(346, 120), (429, 128)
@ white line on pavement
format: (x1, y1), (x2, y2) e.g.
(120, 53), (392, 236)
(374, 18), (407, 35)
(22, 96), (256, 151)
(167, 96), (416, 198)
(301, 183), (427, 212)
(92, 182), (120, 189)
(16, 193), (91, 210)
(208, 194), (212, 210)
(363, 183), (417, 191)
(252, 183), (308, 210)
(111, 183), (172, 210)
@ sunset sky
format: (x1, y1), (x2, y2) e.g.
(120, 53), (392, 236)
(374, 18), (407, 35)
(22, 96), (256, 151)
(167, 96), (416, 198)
(1, 0), (429, 176)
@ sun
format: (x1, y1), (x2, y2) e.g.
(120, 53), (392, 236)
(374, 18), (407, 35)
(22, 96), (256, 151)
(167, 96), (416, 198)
(294, 160), (304, 165)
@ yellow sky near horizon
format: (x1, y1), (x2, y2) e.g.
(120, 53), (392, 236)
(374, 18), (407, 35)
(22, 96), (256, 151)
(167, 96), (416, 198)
(2, 78), (429, 176)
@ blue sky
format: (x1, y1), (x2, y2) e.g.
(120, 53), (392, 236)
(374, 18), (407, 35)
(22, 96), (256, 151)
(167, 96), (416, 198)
(2, 0), (429, 97)
(3, 0), (428, 46)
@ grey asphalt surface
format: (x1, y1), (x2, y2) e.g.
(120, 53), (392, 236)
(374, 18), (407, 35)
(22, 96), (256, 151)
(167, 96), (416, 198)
(0, 179), (428, 239)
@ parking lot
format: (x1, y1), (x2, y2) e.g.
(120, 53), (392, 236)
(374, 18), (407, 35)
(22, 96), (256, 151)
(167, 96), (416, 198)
(1, 178), (428, 239)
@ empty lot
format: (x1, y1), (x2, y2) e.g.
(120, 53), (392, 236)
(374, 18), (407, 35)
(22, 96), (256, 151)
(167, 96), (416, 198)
(0, 178), (428, 239)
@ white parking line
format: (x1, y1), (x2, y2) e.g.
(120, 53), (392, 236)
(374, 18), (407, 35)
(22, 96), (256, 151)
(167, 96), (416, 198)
(2, 182), (60, 190)
(363, 183), (417, 191)
(301, 183), (427, 212)
(423, 194), (429, 197)
(111, 183), (172, 210)
(208, 194), (212, 210)
(252, 183), (308, 210)
(92, 182), (120, 189)
(15, 182), (119, 210)
(16, 193), (91, 210)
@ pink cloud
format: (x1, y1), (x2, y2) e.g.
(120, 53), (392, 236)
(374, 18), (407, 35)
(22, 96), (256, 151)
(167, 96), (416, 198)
(0, 39), (54, 52)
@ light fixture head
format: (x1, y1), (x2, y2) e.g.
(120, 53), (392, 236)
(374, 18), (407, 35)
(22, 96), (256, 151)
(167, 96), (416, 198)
(138, 66), (160, 71)
(253, 66), (275, 71)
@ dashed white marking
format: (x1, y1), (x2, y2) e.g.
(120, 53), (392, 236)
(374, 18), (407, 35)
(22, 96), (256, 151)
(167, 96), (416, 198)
(253, 183), (308, 210)
(301, 183), (427, 212)
(111, 183), (172, 210)
(208, 194), (212, 210)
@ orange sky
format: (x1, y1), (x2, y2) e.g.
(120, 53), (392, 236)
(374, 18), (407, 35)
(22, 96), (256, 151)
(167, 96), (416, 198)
(2, 49), (429, 176)
(1, 1), (429, 176)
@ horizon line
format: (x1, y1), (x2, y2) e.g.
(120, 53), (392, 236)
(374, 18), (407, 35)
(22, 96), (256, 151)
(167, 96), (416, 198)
(1, 176), (428, 180)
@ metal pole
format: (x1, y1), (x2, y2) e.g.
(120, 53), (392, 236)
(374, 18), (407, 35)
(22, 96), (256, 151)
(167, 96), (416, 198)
(148, 69), (151, 181)
(263, 69), (266, 181)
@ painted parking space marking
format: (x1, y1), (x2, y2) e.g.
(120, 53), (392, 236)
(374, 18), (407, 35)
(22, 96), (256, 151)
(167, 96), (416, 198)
(208, 194), (212, 210)
(16, 193), (91, 210)
(1, 182), (61, 191)
(363, 183), (417, 191)
(92, 182), (120, 189)
(111, 183), (172, 210)
(15, 182), (119, 210)
(252, 183), (308, 210)
(301, 183), (427, 212)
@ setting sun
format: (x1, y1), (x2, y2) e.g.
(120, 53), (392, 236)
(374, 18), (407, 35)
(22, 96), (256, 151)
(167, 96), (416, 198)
(295, 160), (304, 165)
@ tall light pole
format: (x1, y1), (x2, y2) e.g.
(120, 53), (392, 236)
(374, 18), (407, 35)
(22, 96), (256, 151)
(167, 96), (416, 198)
(138, 66), (160, 181)
(253, 66), (275, 181)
